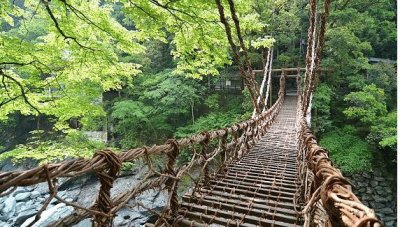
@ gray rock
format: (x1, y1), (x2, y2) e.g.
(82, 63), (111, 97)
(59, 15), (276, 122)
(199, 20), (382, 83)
(15, 192), (31, 202)
(13, 187), (29, 196)
(30, 191), (41, 199)
(32, 183), (50, 195)
(72, 218), (92, 227)
(385, 221), (395, 227)
(21, 203), (74, 227)
(358, 187), (366, 193)
(14, 209), (37, 226)
(363, 193), (373, 200)
(35, 197), (46, 204)
(370, 181), (379, 187)
(373, 171), (382, 177)
(373, 203), (385, 209)
(0, 221), (11, 227)
(378, 207), (394, 214)
(114, 216), (129, 226)
(362, 172), (370, 178)
(0, 197), (16, 221)
(16, 200), (34, 213)
(50, 192), (67, 204)
(58, 191), (67, 198)
(376, 189), (386, 196)
(374, 176), (385, 182)
(114, 208), (143, 226)
(373, 195), (389, 203)
(383, 186), (393, 194)
(385, 216), (397, 221)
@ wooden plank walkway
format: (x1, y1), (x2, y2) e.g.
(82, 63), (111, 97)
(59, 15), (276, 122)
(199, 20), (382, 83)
(174, 96), (302, 226)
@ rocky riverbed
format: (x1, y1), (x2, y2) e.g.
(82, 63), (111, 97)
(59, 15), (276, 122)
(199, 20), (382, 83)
(0, 162), (167, 227)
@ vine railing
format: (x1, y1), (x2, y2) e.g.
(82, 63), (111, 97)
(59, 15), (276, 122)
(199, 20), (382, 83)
(295, 99), (382, 226)
(0, 75), (286, 226)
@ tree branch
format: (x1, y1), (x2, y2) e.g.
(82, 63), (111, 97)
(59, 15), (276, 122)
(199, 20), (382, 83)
(0, 69), (41, 114)
(58, 0), (112, 36)
(214, 0), (260, 113)
(41, 0), (95, 51)
(226, 0), (261, 100)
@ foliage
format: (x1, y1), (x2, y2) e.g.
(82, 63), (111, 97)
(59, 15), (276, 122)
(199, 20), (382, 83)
(368, 111), (397, 151)
(367, 62), (397, 110)
(205, 94), (220, 110)
(343, 84), (387, 124)
(1, 0), (142, 129)
(0, 131), (105, 164)
(174, 111), (241, 139)
(119, 0), (268, 79)
(319, 129), (373, 173)
(251, 36), (276, 49)
(110, 69), (205, 148)
(312, 83), (333, 135)
(314, 0), (397, 167)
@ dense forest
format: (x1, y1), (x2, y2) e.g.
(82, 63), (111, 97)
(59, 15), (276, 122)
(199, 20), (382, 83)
(0, 0), (396, 175)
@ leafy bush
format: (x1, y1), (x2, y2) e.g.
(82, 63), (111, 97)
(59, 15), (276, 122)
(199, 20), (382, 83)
(174, 111), (242, 138)
(319, 129), (373, 173)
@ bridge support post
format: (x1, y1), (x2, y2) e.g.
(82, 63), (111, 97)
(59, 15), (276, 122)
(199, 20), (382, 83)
(93, 150), (122, 227)
(220, 130), (228, 172)
(200, 133), (211, 185)
(164, 140), (180, 218)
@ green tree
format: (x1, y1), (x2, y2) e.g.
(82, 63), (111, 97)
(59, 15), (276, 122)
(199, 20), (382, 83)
(368, 111), (397, 151)
(1, 0), (142, 130)
(312, 83), (333, 135)
(110, 70), (205, 148)
(343, 84), (387, 124)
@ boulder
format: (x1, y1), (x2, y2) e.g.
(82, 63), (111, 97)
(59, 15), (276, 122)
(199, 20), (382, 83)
(21, 203), (74, 227)
(72, 218), (92, 227)
(379, 207), (394, 214)
(370, 181), (379, 187)
(0, 221), (11, 227)
(0, 197), (16, 221)
(14, 209), (37, 226)
(30, 191), (41, 199)
(16, 200), (34, 213)
(361, 172), (370, 178)
(374, 177), (385, 182)
(15, 192), (31, 202)
(12, 187), (29, 196)
(385, 221), (395, 227)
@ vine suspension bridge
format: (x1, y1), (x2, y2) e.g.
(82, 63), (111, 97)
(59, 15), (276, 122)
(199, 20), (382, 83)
(0, 68), (382, 227)
(0, 0), (384, 226)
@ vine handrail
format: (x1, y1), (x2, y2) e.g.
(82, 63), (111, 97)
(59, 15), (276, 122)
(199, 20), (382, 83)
(296, 95), (381, 226)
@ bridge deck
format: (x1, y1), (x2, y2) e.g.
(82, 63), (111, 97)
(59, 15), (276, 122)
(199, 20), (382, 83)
(175, 96), (302, 226)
